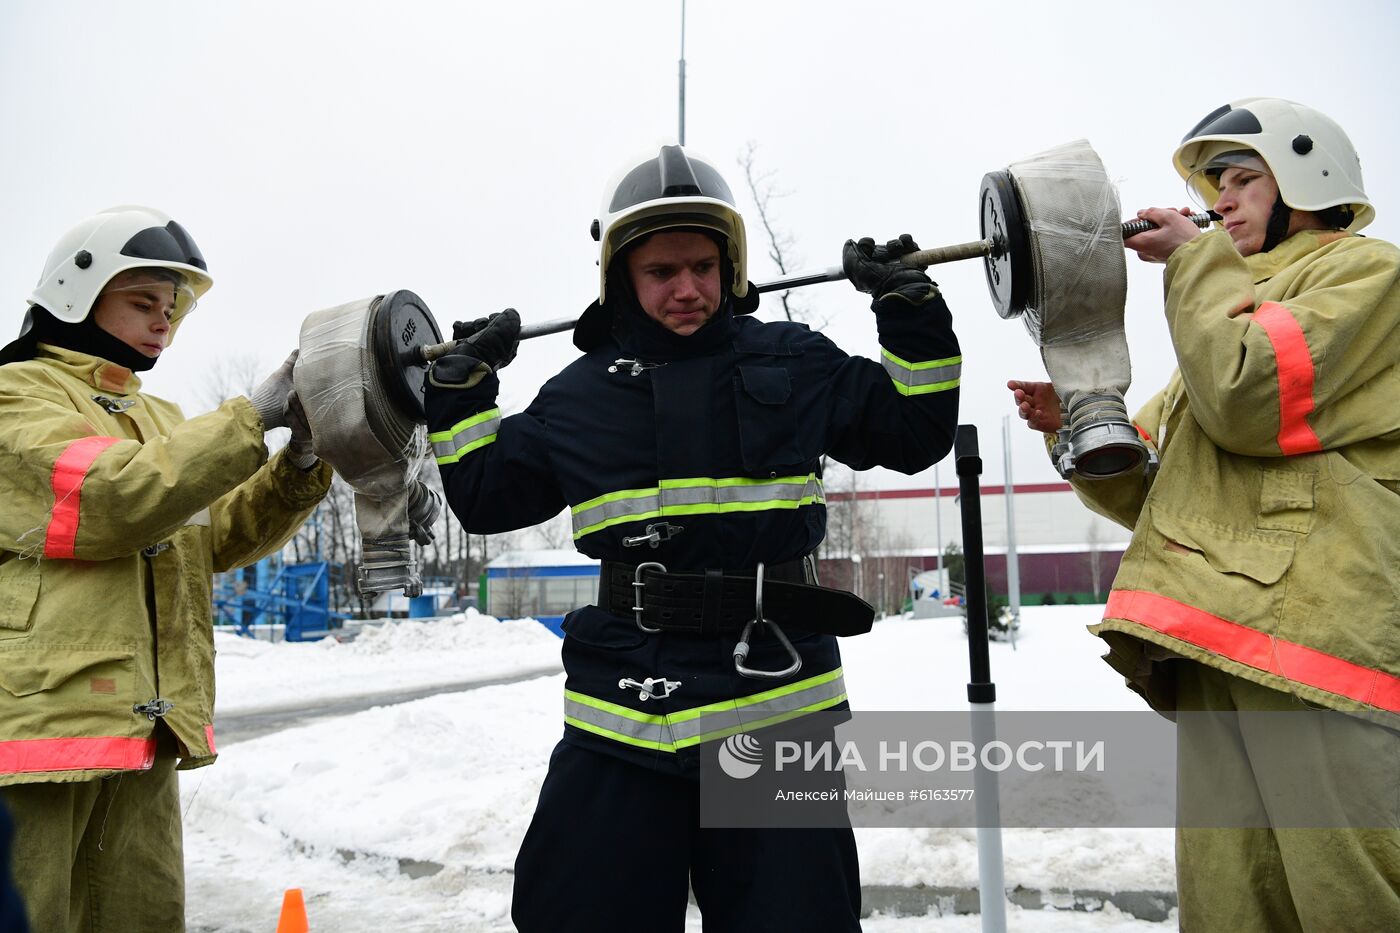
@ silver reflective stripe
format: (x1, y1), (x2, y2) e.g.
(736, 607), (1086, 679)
(569, 474), (825, 540)
(881, 348), (962, 396)
(428, 408), (501, 464)
(570, 489), (662, 538)
(563, 668), (848, 753)
(563, 696), (672, 750)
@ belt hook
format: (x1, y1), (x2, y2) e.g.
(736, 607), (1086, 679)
(618, 676), (682, 701)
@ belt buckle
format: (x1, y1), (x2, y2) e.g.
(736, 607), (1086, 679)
(632, 561), (666, 634)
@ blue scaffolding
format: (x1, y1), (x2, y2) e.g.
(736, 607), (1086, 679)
(213, 556), (348, 642)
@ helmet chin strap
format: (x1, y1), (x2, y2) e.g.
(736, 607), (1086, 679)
(1262, 194), (1293, 253)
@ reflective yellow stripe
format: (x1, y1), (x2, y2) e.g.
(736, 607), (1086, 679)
(570, 474), (824, 540)
(563, 668), (847, 752)
(429, 408), (501, 464)
(881, 348), (961, 396)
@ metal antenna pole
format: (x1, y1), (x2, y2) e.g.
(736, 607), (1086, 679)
(955, 426), (1008, 933)
(934, 463), (944, 599)
(1001, 416), (1022, 628)
(678, 0), (686, 145)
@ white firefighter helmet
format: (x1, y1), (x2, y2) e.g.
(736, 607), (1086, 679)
(28, 205), (213, 344)
(1173, 98), (1373, 232)
(592, 144), (748, 304)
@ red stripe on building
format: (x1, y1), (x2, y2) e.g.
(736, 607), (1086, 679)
(44, 436), (120, 558)
(0, 735), (157, 774)
(1105, 589), (1400, 712)
(827, 482), (1071, 503)
(1252, 302), (1323, 455)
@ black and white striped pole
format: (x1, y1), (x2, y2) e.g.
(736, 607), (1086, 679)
(955, 425), (1008, 932)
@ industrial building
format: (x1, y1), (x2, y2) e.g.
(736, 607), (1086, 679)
(818, 480), (1130, 612)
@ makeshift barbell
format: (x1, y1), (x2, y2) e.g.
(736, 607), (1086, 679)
(364, 140), (1211, 480)
(404, 200), (1215, 367)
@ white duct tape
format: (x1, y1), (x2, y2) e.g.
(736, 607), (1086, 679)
(1009, 139), (1132, 404)
(295, 296), (432, 593)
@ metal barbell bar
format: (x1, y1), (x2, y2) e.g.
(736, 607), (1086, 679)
(410, 210), (1217, 363)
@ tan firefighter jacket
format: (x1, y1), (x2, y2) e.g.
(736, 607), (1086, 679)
(0, 345), (331, 784)
(1069, 229), (1400, 716)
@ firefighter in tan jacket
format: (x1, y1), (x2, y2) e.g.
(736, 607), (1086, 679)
(0, 207), (331, 932)
(1011, 99), (1400, 931)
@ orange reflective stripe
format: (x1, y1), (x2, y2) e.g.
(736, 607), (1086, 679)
(0, 735), (157, 774)
(1253, 302), (1323, 455)
(1106, 589), (1400, 712)
(205, 724), (217, 755)
(45, 436), (120, 558)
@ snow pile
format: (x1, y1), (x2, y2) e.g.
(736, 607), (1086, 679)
(212, 609), (562, 715)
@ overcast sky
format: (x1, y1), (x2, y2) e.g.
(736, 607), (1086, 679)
(3, 0), (1396, 487)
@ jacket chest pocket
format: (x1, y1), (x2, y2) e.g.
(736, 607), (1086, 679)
(734, 365), (804, 473)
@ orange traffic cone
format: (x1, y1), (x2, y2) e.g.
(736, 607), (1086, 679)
(276, 888), (309, 933)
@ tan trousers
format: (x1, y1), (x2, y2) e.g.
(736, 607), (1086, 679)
(0, 754), (184, 933)
(1174, 661), (1400, 933)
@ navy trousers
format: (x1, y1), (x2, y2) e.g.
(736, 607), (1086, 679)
(512, 740), (862, 932)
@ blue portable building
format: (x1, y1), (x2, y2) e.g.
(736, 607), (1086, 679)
(484, 550), (600, 637)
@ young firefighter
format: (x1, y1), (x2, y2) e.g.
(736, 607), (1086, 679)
(0, 206), (332, 931)
(424, 145), (962, 931)
(1010, 98), (1400, 930)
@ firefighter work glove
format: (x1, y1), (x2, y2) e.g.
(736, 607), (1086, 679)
(284, 390), (319, 470)
(250, 350), (298, 432)
(842, 234), (938, 305)
(430, 309), (521, 389)
(406, 480), (442, 545)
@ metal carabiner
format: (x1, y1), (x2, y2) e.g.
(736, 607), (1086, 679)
(733, 562), (802, 680)
(632, 561), (665, 633)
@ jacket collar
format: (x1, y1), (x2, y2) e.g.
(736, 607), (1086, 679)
(1246, 229), (1353, 284)
(611, 299), (738, 362)
(35, 344), (142, 395)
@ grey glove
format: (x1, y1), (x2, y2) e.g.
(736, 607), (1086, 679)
(250, 350), (298, 431)
(284, 390), (318, 470)
(406, 480), (442, 545)
(841, 234), (938, 305)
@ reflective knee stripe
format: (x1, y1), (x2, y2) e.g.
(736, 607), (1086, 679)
(570, 474), (825, 540)
(563, 667), (847, 752)
(881, 348), (961, 396)
(429, 408), (501, 465)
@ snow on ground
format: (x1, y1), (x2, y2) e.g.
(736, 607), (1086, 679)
(182, 605), (1174, 931)
(840, 609), (1174, 893)
(210, 609), (562, 714)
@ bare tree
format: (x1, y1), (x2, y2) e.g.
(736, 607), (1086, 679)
(193, 353), (265, 414)
(737, 141), (828, 329)
(526, 511), (573, 551)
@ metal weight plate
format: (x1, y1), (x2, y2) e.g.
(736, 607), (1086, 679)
(371, 289), (443, 421)
(979, 170), (1032, 319)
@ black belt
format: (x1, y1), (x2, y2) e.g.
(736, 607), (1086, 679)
(597, 559), (874, 637)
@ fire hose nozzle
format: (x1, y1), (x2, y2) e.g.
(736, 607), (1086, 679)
(1051, 393), (1157, 481)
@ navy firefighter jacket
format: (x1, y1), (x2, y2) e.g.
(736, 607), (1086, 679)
(424, 290), (960, 774)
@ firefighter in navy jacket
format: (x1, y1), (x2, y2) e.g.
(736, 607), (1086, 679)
(424, 146), (960, 932)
